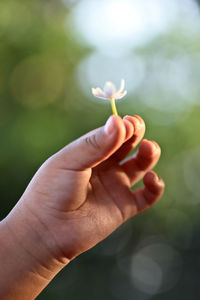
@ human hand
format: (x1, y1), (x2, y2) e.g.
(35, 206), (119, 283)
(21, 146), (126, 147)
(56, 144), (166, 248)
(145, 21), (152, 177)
(1, 115), (164, 299)
(14, 114), (164, 258)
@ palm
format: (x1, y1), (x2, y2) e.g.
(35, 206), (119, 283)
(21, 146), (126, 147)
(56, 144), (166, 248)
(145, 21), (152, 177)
(30, 163), (131, 259)
(34, 149), (155, 260)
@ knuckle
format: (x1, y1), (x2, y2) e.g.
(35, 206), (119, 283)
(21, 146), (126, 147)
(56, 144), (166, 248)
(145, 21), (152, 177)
(85, 134), (100, 151)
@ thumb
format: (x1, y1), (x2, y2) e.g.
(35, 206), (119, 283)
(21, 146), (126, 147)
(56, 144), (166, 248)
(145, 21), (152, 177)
(54, 115), (127, 170)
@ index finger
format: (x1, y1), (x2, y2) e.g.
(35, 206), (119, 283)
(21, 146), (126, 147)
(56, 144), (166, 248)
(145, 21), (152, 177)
(108, 115), (146, 163)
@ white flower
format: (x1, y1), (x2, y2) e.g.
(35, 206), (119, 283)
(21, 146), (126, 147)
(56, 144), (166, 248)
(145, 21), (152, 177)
(92, 79), (127, 100)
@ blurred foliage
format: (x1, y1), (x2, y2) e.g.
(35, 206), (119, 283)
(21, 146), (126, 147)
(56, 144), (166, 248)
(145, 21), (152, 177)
(1, 0), (200, 299)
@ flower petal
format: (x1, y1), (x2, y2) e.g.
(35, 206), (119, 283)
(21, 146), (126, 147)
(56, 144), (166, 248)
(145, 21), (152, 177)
(114, 90), (127, 100)
(91, 88), (109, 99)
(104, 81), (116, 98)
(118, 79), (125, 93)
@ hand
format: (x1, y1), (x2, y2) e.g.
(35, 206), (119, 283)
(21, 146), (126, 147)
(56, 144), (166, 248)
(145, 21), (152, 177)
(14, 114), (164, 258)
(1, 114), (164, 299)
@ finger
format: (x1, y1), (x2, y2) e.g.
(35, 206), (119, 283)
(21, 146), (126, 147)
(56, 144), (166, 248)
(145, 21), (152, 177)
(80, 118), (133, 143)
(132, 171), (165, 214)
(109, 115), (146, 162)
(123, 115), (146, 148)
(114, 171), (164, 223)
(123, 119), (134, 142)
(121, 139), (161, 185)
(51, 115), (127, 171)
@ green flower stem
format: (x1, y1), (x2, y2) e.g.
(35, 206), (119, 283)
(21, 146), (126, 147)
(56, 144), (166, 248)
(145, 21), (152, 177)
(110, 97), (118, 116)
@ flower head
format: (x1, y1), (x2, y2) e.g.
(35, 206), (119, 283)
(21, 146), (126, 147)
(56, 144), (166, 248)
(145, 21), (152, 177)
(92, 79), (127, 101)
(91, 79), (127, 116)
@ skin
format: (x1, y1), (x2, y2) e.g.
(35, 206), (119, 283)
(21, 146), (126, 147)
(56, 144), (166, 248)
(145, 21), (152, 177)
(0, 115), (164, 299)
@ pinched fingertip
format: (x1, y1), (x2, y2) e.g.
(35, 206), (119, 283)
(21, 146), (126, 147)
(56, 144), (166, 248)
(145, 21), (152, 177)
(123, 115), (145, 133)
(143, 171), (165, 194)
(139, 139), (161, 158)
(105, 115), (126, 138)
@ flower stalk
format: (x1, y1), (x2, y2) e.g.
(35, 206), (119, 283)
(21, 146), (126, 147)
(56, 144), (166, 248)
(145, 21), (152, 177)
(110, 97), (118, 116)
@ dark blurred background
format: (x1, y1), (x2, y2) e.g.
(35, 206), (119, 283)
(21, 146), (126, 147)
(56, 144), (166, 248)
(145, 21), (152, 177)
(1, 0), (200, 299)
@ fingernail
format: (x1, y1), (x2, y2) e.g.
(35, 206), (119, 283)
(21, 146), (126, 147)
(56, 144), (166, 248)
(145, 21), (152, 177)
(148, 171), (158, 182)
(133, 116), (144, 131)
(104, 116), (116, 135)
(123, 119), (134, 140)
(124, 115), (144, 131)
(154, 173), (159, 182)
(149, 140), (157, 152)
(150, 140), (160, 154)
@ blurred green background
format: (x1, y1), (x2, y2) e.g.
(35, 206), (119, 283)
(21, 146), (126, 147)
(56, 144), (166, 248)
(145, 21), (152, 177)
(1, 0), (200, 299)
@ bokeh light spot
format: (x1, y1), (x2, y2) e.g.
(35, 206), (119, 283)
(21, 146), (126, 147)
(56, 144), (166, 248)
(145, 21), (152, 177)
(131, 242), (182, 295)
(77, 52), (145, 99)
(0, 1), (32, 41)
(10, 55), (65, 107)
(70, 0), (180, 55)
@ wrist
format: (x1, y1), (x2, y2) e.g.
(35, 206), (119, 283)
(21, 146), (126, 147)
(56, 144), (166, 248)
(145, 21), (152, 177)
(0, 201), (69, 299)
